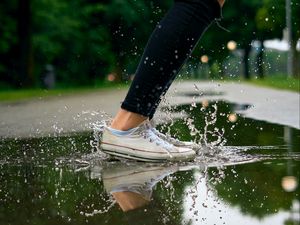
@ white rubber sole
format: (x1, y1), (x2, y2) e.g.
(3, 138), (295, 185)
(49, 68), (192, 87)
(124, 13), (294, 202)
(101, 142), (195, 162)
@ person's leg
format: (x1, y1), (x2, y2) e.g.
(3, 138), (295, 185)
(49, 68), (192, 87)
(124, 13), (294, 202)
(111, 0), (223, 131)
(100, 0), (225, 161)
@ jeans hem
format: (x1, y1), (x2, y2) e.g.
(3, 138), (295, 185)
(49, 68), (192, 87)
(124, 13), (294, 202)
(121, 102), (151, 118)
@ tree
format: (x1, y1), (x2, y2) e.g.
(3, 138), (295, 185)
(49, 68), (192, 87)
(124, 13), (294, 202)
(103, 0), (172, 80)
(0, 0), (174, 88)
(32, 0), (114, 86)
(0, 0), (33, 87)
(194, 0), (263, 80)
(223, 0), (263, 79)
(17, 0), (33, 87)
(256, 0), (300, 77)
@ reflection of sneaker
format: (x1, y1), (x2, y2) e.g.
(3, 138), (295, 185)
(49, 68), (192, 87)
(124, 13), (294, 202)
(101, 163), (178, 201)
(99, 120), (195, 162)
(88, 162), (202, 212)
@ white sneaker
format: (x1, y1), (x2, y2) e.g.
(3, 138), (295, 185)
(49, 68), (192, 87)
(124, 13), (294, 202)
(98, 120), (195, 162)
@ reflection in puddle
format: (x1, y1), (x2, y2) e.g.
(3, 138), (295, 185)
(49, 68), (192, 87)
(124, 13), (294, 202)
(100, 164), (176, 213)
(0, 101), (299, 224)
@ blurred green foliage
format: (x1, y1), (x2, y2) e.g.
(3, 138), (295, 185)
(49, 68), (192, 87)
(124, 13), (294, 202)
(0, 0), (172, 88)
(0, 0), (299, 89)
(32, 0), (112, 85)
(196, 0), (299, 79)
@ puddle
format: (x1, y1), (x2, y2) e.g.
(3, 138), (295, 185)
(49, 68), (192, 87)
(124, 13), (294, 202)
(177, 90), (225, 97)
(0, 101), (299, 225)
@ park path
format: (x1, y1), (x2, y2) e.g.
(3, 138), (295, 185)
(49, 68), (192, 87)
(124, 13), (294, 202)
(0, 81), (299, 138)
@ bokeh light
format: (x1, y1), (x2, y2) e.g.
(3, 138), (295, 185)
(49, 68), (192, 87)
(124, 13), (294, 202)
(107, 73), (116, 82)
(200, 55), (209, 63)
(228, 113), (238, 122)
(227, 40), (237, 51)
(281, 176), (298, 192)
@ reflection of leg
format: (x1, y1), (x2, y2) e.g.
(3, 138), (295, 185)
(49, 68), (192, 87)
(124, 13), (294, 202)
(112, 192), (150, 212)
(121, 0), (221, 120)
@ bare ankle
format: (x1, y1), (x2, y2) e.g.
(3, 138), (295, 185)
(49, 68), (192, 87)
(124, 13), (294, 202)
(110, 109), (148, 131)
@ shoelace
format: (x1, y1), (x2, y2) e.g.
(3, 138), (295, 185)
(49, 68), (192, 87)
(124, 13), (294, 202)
(142, 128), (174, 158)
(151, 128), (182, 145)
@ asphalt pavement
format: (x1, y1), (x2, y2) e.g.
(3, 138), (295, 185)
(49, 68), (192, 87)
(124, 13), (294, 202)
(0, 81), (299, 138)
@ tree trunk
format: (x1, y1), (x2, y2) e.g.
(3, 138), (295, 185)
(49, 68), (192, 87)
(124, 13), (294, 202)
(17, 0), (33, 87)
(256, 40), (264, 79)
(112, 61), (125, 82)
(243, 45), (251, 80)
(292, 39), (300, 78)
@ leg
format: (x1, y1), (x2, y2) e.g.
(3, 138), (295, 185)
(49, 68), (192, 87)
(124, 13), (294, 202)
(111, 0), (222, 130)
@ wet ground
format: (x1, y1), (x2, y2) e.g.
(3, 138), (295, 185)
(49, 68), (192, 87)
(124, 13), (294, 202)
(0, 101), (299, 225)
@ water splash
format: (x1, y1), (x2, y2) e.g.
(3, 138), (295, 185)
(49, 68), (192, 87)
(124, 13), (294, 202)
(83, 199), (117, 217)
(183, 102), (227, 157)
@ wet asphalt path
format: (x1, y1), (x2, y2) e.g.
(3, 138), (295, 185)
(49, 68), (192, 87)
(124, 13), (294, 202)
(0, 81), (299, 138)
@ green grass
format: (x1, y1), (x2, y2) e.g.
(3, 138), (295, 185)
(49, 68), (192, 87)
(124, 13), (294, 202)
(1, 75), (299, 102)
(0, 82), (129, 102)
(245, 75), (300, 92)
(182, 74), (299, 92)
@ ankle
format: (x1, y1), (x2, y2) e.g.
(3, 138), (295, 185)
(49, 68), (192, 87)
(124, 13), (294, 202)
(110, 109), (148, 131)
(110, 118), (146, 131)
(110, 121), (132, 131)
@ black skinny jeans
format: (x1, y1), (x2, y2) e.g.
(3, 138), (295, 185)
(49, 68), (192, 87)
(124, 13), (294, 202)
(121, 0), (221, 119)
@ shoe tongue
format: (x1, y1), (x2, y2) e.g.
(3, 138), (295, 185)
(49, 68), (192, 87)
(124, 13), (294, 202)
(131, 119), (152, 134)
(149, 119), (156, 127)
(143, 119), (152, 129)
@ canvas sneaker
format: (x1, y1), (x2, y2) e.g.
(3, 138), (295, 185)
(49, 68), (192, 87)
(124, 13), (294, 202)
(98, 120), (195, 162)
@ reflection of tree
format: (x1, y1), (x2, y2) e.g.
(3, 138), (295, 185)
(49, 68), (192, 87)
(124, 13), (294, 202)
(285, 217), (300, 225)
(0, 132), (195, 224)
(209, 161), (299, 219)
(0, 132), (92, 162)
(0, 163), (110, 224)
(150, 170), (194, 225)
(160, 101), (300, 219)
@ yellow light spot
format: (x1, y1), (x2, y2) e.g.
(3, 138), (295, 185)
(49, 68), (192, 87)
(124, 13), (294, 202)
(202, 100), (209, 108)
(200, 55), (209, 63)
(282, 176), (298, 192)
(227, 40), (237, 51)
(228, 113), (237, 122)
